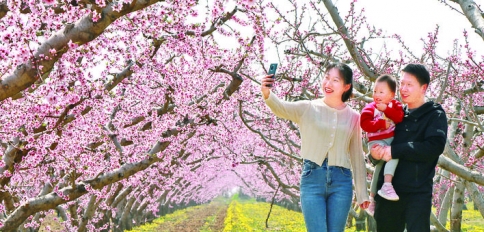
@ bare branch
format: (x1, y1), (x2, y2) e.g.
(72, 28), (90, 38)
(430, 211), (449, 232)
(186, 7), (239, 37)
(0, 154), (158, 231)
(321, 0), (377, 81)
(238, 101), (302, 161)
(438, 155), (484, 185)
(436, 61), (452, 104)
(0, 2), (8, 20)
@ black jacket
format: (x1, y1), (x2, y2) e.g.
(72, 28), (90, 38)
(377, 101), (448, 194)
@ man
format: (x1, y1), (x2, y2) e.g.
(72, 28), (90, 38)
(370, 64), (448, 232)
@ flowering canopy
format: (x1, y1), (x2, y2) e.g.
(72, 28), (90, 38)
(0, 0), (483, 231)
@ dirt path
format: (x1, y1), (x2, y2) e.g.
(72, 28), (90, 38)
(205, 201), (228, 232)
(155, 201), (228, 232)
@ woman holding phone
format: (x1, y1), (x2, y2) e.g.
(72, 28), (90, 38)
(261, 62), (369, 232)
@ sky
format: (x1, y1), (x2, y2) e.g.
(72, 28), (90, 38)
(260, 0), (484, 60)
(335, 0), (484, 57)
(194, 0), (484, 62)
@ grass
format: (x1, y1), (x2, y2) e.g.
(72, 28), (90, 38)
(123, 198), (484, 232)
(436, 202), (484, 232)
(127, 205), (202, 232)
(223, 198), (305, 231)
(199, 214), (219, 232)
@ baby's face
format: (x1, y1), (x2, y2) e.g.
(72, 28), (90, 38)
(373, 81), (395, 104)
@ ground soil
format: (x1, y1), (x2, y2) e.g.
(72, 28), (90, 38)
(155, 200), (228, 232)
(206, 201), (228, 232)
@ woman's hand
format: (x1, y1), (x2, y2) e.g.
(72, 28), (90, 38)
(261, 75), (275, 99)
(360, 201), (370, 209)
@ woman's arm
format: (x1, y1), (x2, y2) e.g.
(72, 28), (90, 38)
(350, 116), (370, 206)
(261, 75), (309, 123)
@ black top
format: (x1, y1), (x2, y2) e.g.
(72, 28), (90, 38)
(378, 101), (448, 194)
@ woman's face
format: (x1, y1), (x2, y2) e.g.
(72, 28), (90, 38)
(321, 68), (350, 101)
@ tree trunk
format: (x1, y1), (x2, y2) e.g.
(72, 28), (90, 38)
(450, 179), (465, 232)
(112, 186), (134, 209)
(465, 181), (484, 218)
(430, 212), (449, 232)
(135, 200), (149, 226)
(78, 194), (98, 232)
(68, 201), (80, 228)
(436, 169), (450, 209)
(265, 184), (280, 228)
(120, 197), (136, 231)
(438, 185), (454, 226)
(56, 206), (68, 222)
(130, 200), (141, 227)
(354, 210), (366, 231)
(456, 0), (484, 41)
(97, 184), (123, 231)
(366, 214), (376, 232)
(347, 208), (354, 228)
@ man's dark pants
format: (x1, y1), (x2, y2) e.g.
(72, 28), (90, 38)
(374, 191), (432, 232)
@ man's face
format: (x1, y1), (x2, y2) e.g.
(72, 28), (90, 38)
(399, 72), (427, 106)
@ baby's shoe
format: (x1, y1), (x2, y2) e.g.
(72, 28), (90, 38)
(378, 183), (399, 201)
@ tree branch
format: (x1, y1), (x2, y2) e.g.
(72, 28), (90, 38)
(438, 155), (484, 185)
(320, 0), (377, 81)
(455, 0), (484, 41)
(0, 0), (163, 101)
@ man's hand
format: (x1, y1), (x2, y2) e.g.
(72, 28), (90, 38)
(382, 146), (392, 162)
(370, 144), (384, 160)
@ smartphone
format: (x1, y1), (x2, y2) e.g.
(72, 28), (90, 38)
(267, 63), (278, 87)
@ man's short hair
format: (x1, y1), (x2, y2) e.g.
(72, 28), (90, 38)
(402, 64), (430, 86)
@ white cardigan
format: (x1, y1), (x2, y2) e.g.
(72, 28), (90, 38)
(264, 92), (369, 204)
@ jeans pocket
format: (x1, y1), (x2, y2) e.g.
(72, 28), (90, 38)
(301, 169), (312, 178)
(339, 167), (352, 178)
(301, 163), (313, 178)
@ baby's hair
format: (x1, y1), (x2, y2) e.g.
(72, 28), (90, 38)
(375, 74), (397, 93)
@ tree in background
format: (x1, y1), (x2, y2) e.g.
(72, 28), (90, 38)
(0, 0), (482, 231)
(244, 0), (484, 231)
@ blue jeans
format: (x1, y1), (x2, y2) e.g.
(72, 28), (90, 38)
(300, 159), (353, 232)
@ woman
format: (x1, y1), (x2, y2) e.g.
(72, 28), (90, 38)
(261, 62), (369, 231)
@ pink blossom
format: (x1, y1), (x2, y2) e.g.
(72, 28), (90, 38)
(45, 93), (59, 105)
(244, 0), (256, 6)
(43, 0), (56, 5)
(68, 40), (78, 49)
(68, 94), (81, 104)
(2, 32), (12, 42)
(3, 170), (12, 177)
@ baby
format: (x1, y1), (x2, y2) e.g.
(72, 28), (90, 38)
(360, 74), (404, 216)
